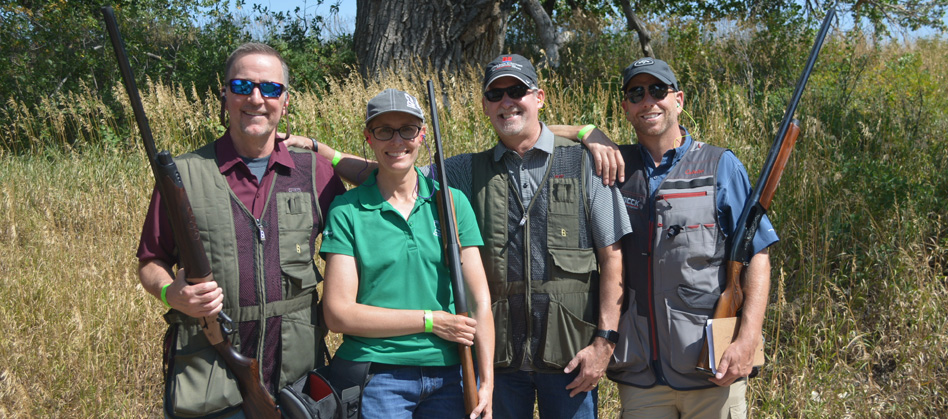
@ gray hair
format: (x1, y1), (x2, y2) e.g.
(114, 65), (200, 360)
(223, 43), (290, 87)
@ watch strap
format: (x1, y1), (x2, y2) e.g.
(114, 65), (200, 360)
(594, 328), (619, 344)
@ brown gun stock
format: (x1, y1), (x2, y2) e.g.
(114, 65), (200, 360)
(101, 7), (279, 417)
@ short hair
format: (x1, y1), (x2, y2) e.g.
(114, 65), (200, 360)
(223, 43), (290, 87)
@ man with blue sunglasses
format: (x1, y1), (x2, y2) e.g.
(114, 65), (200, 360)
(137, 42), (346, 418)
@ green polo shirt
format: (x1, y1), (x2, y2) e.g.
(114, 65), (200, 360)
(320, 168), (484, 366)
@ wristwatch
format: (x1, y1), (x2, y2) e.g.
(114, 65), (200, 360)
(594, 329), (620, 344)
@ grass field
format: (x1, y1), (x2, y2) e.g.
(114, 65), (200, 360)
(1, 33), (946, 418)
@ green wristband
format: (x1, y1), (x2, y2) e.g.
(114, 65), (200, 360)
(577, 124), (596, 141)
(331, 150), (342, 167)
(424, 310), (433, 333)
(160, 283), (172, 309)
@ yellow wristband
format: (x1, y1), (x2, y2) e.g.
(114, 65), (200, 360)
(160, 283), (172, 309)
(424, 310), (433, 333)
(331, 150), (342, 167)
(577, 124), (596, 141)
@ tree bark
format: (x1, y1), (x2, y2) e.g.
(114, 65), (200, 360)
(354, 0), (515, 80)
(616, 0), (654, 58)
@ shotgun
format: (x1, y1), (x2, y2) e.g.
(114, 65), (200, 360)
(695, 4), (836, 374)
(101, 7), (280, 417)
(426, 80), (480, 417)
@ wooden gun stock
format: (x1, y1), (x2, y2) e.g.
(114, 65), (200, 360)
(101, 7), (279, 417)
(427, 81), (480, 417)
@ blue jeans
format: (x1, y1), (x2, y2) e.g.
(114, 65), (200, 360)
(360, 365), (464, 419)
(493, 370), (598, 419)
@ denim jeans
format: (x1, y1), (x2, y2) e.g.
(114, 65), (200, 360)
(360, 364), (464, 419)
(493, 369), (598, 419)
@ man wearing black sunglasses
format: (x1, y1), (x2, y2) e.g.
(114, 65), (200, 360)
(468, 53), (629, 419)
(596, 57), (779, 419)
(137, 42), (346, 417)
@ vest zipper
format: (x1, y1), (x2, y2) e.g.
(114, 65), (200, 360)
(657, 191), (708, 200)
(255, 218), (266, 241)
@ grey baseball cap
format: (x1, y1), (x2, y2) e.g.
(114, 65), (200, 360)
(621, 58), (679, 92)
(365, 88), (425, 125)
(482, 54), (539, 90)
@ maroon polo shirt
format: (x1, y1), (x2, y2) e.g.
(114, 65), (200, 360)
(136, 133), (346, 264)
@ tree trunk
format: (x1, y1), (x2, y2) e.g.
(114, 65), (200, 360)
(354, 0), (515, 80)
(616, 0), (654, 58)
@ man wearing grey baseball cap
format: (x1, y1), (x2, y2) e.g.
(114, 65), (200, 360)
(469, 53), (629, 419)
(320, 88), (495, 419)
(287, 57), (631, 418)
(591, 57), (778, 419)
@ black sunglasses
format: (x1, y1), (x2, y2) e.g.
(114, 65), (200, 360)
(624, 83), (675, 104)
(370, 125), (422, 141)
(484, 84), (533, 102)
(229, 79), (286, 98)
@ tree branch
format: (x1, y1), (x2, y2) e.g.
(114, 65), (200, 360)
(616, 0), (653, 58)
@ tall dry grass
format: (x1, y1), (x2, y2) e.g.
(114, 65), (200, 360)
(1, 33), (946, 418)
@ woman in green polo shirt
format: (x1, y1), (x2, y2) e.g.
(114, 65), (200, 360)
(320, 89), (495, 419)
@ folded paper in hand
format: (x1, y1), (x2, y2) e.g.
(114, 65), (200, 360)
(704, 316), (765, 375)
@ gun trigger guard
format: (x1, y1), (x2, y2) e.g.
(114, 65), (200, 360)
(217, 312), (236, 336)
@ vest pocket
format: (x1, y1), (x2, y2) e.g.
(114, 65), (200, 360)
(539, 298), (596, 369)
(491, 298), (513, 368)
(280, 314), (318, 390)
(277, 191), (318, 297)
(548, 247), (597, 282)
(167, 325), (243, 417)
(610, 289), (649, 373)
(281, 260), (318, 299)
(665, 305), (708, 376)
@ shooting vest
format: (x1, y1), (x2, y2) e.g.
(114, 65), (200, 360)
(162, 142), (324, 418)
(471, 137), (598, 374)
(608, 141), (728, 390)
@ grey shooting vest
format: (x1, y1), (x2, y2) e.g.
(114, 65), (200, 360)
(471, 137), (599, 374)
(163, 142), (324, 417)
(608, 141), (728, 390)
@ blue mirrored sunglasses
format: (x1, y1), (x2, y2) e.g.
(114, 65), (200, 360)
(229, 79), (286, 98)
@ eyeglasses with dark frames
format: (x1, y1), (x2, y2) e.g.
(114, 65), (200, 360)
(624, 83), (675, 104)
(370, 125), (422, 141)
(484, 84), (533, 102)
(228, 79), (286, 98)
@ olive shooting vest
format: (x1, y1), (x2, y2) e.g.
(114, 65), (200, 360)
(162, 142), (324, 417)
(471, 137), (599, 374)
(608, 141), (728, 390)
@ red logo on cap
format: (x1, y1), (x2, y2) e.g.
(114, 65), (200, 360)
(502, 56), (512, 61)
